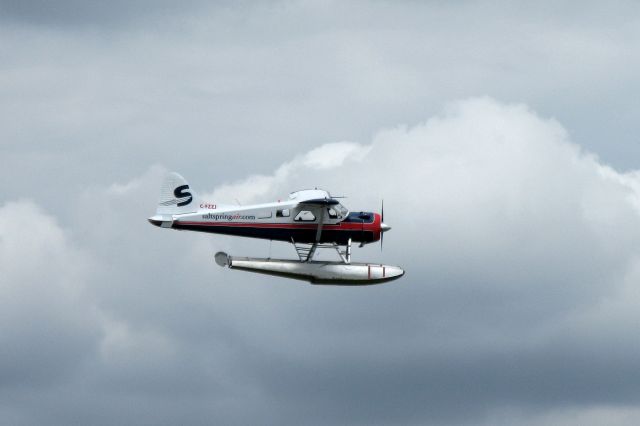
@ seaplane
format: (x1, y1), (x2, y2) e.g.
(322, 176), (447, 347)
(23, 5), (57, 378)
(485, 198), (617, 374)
(148, 172), (405, 285)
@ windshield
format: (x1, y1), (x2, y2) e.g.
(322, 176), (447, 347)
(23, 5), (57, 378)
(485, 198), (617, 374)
(334, 203), (349, 219)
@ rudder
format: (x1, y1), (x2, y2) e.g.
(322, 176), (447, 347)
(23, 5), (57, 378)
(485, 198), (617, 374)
(156, 172), (199, 215)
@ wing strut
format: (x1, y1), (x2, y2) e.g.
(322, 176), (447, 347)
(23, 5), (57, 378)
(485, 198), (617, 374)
(290, 205), (351, 264)
(305, 207), (325, 261)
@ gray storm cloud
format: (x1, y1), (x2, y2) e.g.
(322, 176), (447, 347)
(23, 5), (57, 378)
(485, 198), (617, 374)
(2, 98), (640, 425)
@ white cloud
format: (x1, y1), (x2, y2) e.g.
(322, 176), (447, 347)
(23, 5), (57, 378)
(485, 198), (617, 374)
(0, 200), (101, 387)
(206, 141), (371, 204)
(3, 2), (640, 422)
(4, 97), (640, 425)
(173, 98), (640, 424)
(486, 405), (640, 426)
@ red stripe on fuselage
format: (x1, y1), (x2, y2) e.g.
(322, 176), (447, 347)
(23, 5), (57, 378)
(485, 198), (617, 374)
(177, 213), (384, 243)
(179, 221), (370, 231)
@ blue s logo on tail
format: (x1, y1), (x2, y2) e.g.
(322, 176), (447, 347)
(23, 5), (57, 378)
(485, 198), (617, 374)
(156, 172), (199, 214)
(174, 185), (193, 206)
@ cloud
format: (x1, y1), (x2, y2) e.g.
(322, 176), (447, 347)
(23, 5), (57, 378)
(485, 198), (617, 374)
(4, 97), (640, 425)
(0, 200), (101, 389)
(3, 2), (640, 423)
(3, 0), (640, 215)
(207, 141), (370, 204)
(185, 97), (640, 424)
(0, 0), (210, 28)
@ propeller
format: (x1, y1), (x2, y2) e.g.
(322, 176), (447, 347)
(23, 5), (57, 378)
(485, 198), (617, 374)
(381, 199), (384, 251)
(379, 199), (391, 251)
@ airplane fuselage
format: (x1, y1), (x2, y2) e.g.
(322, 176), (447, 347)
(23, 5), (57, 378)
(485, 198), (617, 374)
(149, 200), (383, 245)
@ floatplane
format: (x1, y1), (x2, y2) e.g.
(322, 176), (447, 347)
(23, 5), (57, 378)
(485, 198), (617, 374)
(149, 172), (404, 285)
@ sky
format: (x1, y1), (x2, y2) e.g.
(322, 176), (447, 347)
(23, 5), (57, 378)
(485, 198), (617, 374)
(1, 1), (640, 425)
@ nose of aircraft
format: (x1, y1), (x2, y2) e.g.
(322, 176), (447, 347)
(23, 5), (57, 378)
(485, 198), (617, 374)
(380, 222), (391, 232)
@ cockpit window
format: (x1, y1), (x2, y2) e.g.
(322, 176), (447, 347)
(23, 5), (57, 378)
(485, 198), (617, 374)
(334, 203), (348, 219)
(276, 209), (290, 217)
(294, 210), (316, 221)
(327, 208), (338, 219)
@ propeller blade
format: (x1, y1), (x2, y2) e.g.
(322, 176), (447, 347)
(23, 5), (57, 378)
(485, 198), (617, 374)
(381, 199), (384, 251)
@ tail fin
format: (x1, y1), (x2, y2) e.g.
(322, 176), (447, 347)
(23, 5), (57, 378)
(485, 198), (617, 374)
(156, 172), (199, 215)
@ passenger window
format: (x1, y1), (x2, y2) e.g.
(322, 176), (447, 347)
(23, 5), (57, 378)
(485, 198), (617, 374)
(276, 209), (290, 217)
(294, 210), (316, 221)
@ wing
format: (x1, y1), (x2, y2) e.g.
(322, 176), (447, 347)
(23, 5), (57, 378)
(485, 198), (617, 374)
(297, 197), (340, 207)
